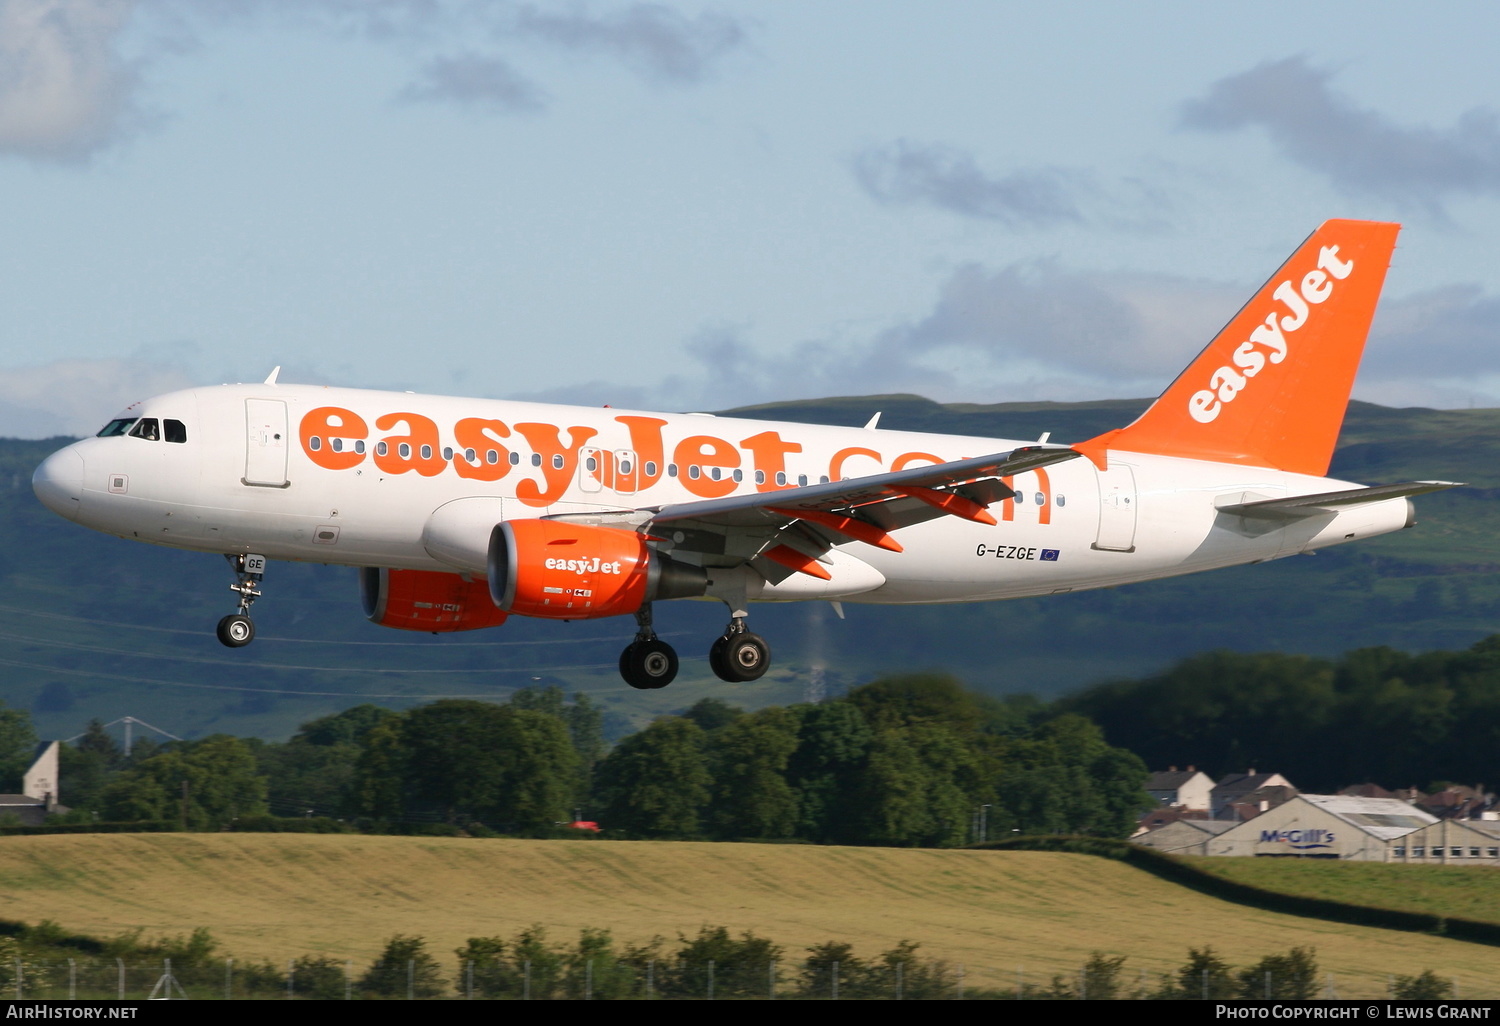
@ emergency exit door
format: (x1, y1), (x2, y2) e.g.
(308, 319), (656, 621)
(1093, 463), (1137, 552)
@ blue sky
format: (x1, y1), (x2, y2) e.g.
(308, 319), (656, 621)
(3, 1), (1500, 436)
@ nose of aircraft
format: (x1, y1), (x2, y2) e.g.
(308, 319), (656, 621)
(33, 447), (84, 522)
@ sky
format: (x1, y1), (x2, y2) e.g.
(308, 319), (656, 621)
(3, 1), (1500, 437)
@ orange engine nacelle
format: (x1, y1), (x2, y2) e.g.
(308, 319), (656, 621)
(488, 519), (706, 620)
(361, 567), (509, 632)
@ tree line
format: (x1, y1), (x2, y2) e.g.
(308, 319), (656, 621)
(20, 674), (1151, 845)
(24, 632), (1500, 840)
(1061, 635), (1500, 792)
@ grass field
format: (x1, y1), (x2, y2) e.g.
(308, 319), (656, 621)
(1184, 856), (1500, 925)
(0, 834), (1496, 997)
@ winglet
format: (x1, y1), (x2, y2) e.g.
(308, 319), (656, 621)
(1080, 220), (1400, 476)
(264, 366), (282, 385)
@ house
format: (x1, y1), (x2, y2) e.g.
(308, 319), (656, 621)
(1210, 770), (1296, 818)
(0, 742), (68, 827)
(1146, 767), (1214, 811)
(1414, 785), (1496, 821)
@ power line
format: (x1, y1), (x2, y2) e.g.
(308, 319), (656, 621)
(0, 602), (659, 649)
(0, 629), (607, 675)
(0, 656), (629, 699)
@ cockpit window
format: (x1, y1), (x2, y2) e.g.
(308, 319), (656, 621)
(127, 418), (160, 441)
(164, 419), (187, 443)
(96, 418), (138, 437)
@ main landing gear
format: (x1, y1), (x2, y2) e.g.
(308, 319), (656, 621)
(709, 617), (770, 683)
(616, 605), (772, 689)
(619, 604), (678, 690)
(216, 553), (266, 649)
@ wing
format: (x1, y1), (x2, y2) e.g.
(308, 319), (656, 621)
(549, 445), (1082, 583)
(1216, 481), (1461, 521)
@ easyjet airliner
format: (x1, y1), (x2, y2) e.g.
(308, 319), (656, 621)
(32, 221), (1455, 689)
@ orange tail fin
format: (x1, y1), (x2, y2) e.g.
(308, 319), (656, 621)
(1078, 219), (1400, 476)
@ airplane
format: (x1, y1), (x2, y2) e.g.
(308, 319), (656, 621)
(31, 219), (1457, 690)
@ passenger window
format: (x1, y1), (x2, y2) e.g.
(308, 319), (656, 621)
(128, 418), (160, 441)
(164, 419), (187, 443)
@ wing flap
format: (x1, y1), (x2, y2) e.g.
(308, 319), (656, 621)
(646, 445), (1080, 529)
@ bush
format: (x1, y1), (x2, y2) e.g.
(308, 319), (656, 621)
(1167, 946), (1236, 1000)
(454, 926), (562, 999)
(289, 956), (349, 1000)
(228, 816), (353, 834)
(658, 926), (781, 999)
(1237, 947), (1318, 1000)
(358, 935), (445, 998)
(1393, 970), (1454, 1000)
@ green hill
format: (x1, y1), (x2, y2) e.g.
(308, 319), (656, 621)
(5, 397), (1500, 742)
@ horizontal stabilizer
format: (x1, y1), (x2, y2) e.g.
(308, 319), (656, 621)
(1216, 481), (1462, 522)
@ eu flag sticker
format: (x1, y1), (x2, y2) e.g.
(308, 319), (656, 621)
(1040, 549), (1060, 561)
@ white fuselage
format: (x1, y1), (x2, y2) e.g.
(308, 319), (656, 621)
(34, 383), (1412, 607)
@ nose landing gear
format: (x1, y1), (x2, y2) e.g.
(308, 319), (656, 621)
(216, 553), (266, 649)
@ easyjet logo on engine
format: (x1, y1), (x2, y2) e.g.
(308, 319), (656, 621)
(1187, 244), (1356, 424)
(545, 557), (624, 575)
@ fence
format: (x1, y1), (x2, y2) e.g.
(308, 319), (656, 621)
(1, 958), (1477, 1000)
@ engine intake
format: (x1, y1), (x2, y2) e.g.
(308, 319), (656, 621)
(488, 519), (706, 619)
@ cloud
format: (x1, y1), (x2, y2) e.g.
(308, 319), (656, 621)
(1361, 284), (1500, 384)
(0, 358), (197, 438)
(852, 141), (1085, 228)
(513, 3), (747, 84)
(515, 266), (1239, 413)
(398, 52), (547, 113)
(0, 0), (148, 163)
(851, 140), (1178, 232)
(1181, 56), (1500, 216)
(515, 261), (1500, 416)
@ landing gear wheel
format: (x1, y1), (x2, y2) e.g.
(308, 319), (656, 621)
(709, 632), (770, 682)
(216, 614), (255, 648)
(708, 635), (729, 680)
(620, 638), (678, 690)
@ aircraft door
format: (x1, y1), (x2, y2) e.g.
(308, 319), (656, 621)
(614, 449), (638, 495)
(244, 399), (289, 487)
(1092, 464), (1137, 552)
(578, 447), (604, 493)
